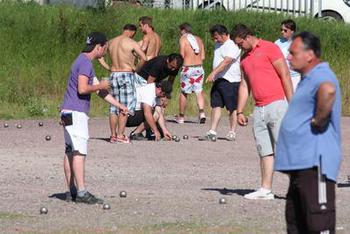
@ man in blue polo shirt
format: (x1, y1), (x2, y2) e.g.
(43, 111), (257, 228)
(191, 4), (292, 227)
(275, 32), (342, 233)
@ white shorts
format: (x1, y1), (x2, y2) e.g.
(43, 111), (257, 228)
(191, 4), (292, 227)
(61, 110), (89, 156)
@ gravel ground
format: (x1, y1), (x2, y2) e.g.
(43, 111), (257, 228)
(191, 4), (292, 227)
(0, 117), (349, 234)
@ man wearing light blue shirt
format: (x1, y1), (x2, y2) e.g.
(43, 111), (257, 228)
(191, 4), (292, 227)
(275, 32), (341, 234)
(275, 19), (301, 91)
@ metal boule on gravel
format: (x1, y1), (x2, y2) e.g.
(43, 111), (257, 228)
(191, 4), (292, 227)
(183, 135), (189, 140)
(40, 207), (48, 214)
(175, 137), (180, 142)
(219, 198), (226, 204)
(171, 135), (177, 141)
(45, 135), (51, 141)
(16, 124), (22, 129)
(103, 203), (111, 210)
(210, 135), (217, 142)
(38, 122), (44, 127)
(3, 123), (9, 128)
(119, 191), (127, 198)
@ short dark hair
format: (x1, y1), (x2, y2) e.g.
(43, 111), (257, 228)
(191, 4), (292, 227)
(281, 19), (297, 32)
(167, 53), (184, 68)
(209, 24), (228, 36)
(123, 24), (137, 31)
(139, 16), (153, 26)
(179, 23), (192, 33)
(230, 23), (254, 40)
(293, 31), (321, 58)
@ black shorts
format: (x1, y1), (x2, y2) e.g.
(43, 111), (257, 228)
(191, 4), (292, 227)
(286, 168), (336, 233)
(126, 110), (145, 127)
(210, 79), (239, 112)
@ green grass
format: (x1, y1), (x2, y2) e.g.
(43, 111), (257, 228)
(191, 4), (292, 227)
(41, 221), (266, 234)
(0, 1), (349, 119)
(0, 211), (27, 220)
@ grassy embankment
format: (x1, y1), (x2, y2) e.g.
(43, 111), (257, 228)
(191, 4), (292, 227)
(0, 2), (349, 119)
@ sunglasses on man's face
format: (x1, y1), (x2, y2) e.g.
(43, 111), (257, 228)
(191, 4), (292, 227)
(281, 28), (289, 33)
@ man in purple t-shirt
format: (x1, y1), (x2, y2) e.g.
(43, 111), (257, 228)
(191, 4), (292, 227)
(61, 32), (127, 204)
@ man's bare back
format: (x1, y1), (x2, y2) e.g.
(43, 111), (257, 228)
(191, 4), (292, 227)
(109, 35), (141, 72)
(179, 34), (205, 66)
(140, 31), (162, 60)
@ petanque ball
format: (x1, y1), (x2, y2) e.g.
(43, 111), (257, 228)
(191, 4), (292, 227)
(219, 198), (226, 204)
(45, 135), (51, 141)
(210, 135), (217, 142)
(175, 137), (180, 142)
(4, 123), (9, 128)
(183, 135), (189, 140)
(119, 191), (127, 198)
(171, 135), (177, 141)
(38, 122), (44, 127)
(16, 124), (22, 129)
(40, 207), (48, 214)
(103, 203), (111, 210)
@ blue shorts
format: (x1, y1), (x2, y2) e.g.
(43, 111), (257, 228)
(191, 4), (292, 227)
(109, 72), (136, 115)
(210, 78), (239, 112)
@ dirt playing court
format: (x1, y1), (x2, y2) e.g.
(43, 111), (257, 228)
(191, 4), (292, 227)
(0, 117), (349, 233)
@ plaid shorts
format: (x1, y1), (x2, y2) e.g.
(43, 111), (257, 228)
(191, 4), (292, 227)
(109, 72), (136, 115)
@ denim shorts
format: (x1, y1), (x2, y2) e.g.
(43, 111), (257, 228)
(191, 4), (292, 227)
(253, 99), (288, 157)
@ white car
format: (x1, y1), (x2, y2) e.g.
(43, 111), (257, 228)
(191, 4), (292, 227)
(167, 0), (350, 23)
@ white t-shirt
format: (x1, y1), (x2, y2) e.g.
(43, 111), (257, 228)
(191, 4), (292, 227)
(135, 83), (157, 111)
(213, 39), (241, 82)
(275, 38), (299, 78)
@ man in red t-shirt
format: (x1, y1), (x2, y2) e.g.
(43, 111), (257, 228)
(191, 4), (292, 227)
(231, 24), (293, 200)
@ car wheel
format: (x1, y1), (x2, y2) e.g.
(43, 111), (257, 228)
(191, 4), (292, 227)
(317, 11), (344, 22)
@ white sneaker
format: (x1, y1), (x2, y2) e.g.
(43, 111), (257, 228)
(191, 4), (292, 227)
(244, 188), (275, 200)
(174, 115), (185, 124)
(226, 131), (236, 141)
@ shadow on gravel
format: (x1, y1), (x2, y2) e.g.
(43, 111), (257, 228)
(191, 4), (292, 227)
(166, 119), (198, 124)
(49, 193), (67, 201)
(89, 137), (110, 142)
(202, 188), (254, 196)
(337, 183), (350, 188)
(202, 188), (286, 200)
(192, 136), (228, 141)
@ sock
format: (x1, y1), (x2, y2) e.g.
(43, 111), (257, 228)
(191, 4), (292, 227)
(260, 188), (271, 193)
(70, 185), (77, 195)
(77, 189), (87, 197)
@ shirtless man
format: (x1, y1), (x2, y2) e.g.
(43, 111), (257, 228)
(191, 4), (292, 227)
(138, 16), (162, 61)
(99, 24), (147, 143)
(175, 23), (206, 124)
